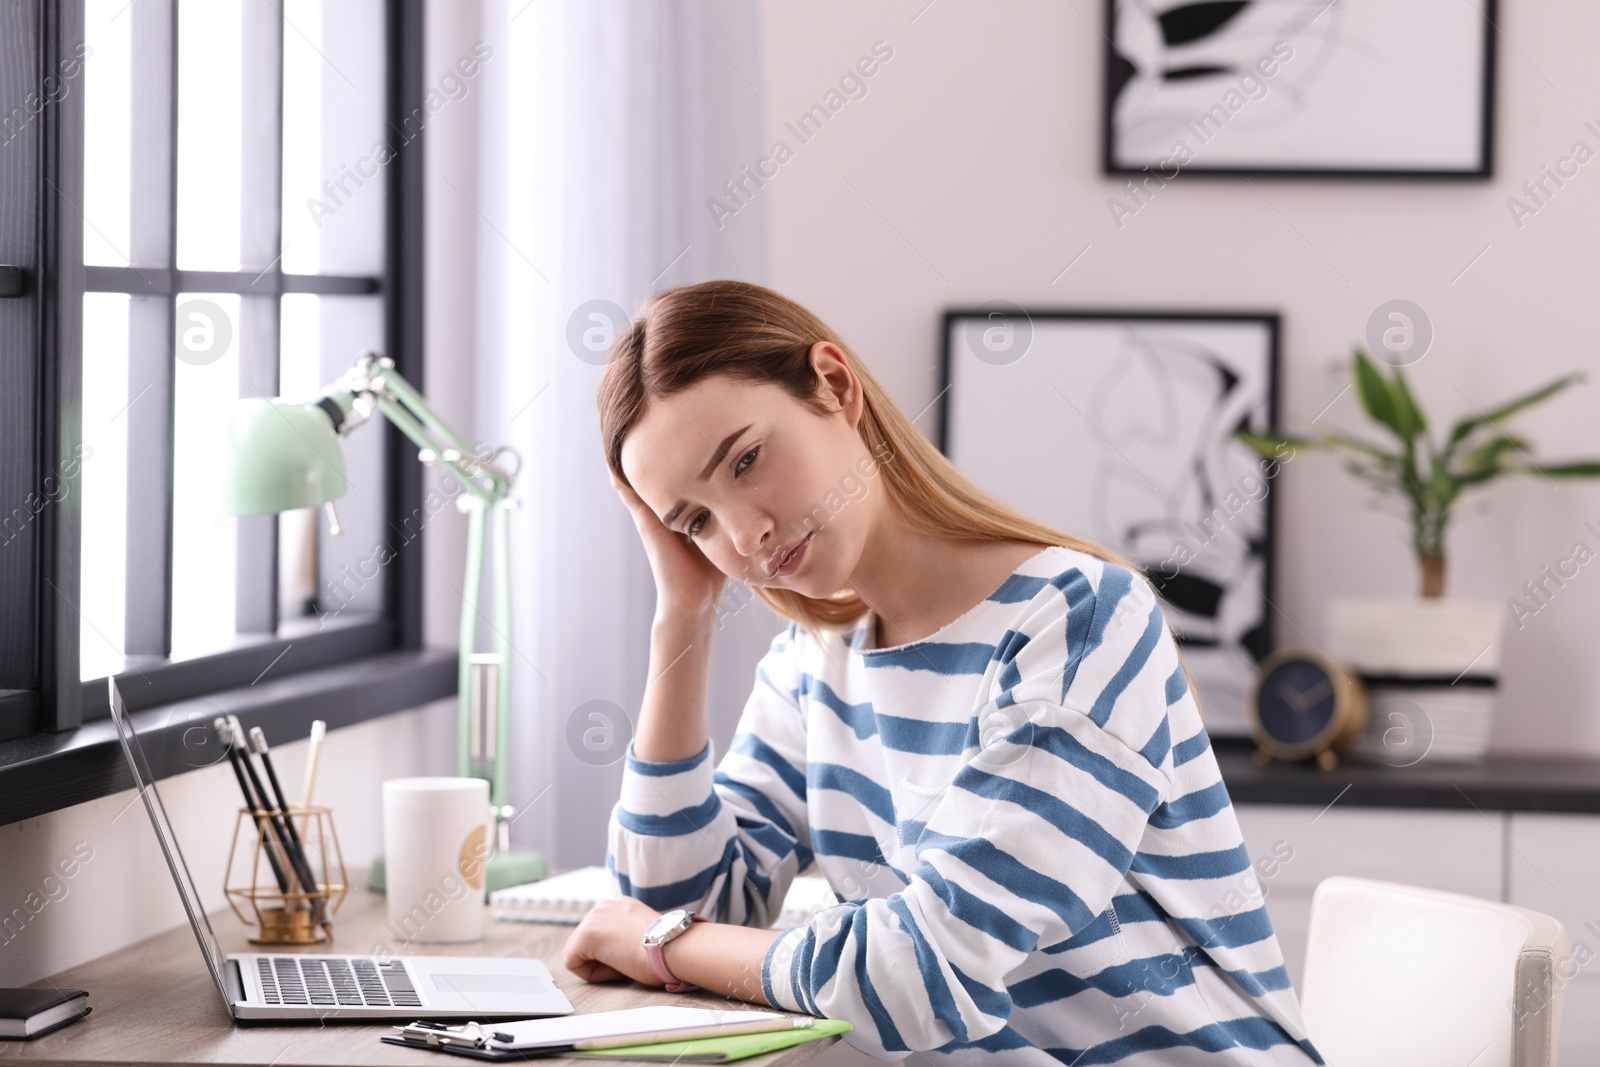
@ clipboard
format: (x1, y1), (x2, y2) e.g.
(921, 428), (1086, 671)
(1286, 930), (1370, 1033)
(378, 1019), (849, 1064)
(379, 1032), (539, 1062)
(379, 1008), (838, 1062)
(379, 1035), (528, 1061)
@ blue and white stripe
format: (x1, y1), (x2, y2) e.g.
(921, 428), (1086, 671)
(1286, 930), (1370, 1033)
(608, 546), (1325, 1064)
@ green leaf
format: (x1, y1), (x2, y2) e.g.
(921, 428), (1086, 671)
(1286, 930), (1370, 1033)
(1445, 372), (1587, 451)
(1389, 365), (1427, 439)
(1428, 458), (1457, 505)
(1512, 461), (1600, 478)
(1232, 431), (1318, 458)
(1457, 433), (1527, 474)
(1395, 433), (1423, 499)
(1455, 467), (1504, 487)
(1352, 349), (1406, 439)
(1343, 460), (1398, 490)
(1449, 437), (1524, 492)
(1318, 431), (1400, 464)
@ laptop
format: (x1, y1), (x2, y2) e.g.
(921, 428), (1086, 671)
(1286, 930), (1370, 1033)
(107, 679), (575, 1022)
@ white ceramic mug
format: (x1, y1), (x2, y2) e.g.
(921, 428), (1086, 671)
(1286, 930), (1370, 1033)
(382, 777), (492, 943)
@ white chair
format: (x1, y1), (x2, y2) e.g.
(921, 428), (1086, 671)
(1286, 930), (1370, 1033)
(1300, 876), (1570, 1067)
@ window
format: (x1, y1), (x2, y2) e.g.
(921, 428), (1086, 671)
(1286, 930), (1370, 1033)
(0, 0), (438, 821)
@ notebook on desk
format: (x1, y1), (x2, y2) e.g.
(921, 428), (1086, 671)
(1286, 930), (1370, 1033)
(490, 867), (843, 928)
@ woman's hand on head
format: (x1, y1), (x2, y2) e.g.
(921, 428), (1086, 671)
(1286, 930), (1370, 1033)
(609, 468), (729, 620)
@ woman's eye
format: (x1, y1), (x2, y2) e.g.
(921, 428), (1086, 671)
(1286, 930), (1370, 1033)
(685, 446), (760, 538)
(734, 445), (760, 476)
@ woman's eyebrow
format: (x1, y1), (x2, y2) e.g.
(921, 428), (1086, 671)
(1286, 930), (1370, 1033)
(662, 423), (753, 528)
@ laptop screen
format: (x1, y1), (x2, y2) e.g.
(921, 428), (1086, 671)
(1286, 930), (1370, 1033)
(106, 679), (234, 1011)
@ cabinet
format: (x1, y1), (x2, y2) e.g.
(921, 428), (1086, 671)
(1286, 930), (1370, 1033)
(1505, 813), (1600, 1058)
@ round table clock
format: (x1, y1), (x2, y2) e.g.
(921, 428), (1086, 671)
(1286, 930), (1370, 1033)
(1247, 646), (1368, 769)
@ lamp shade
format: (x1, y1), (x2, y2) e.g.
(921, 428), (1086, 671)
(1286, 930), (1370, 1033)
(222, 398), (348, 515)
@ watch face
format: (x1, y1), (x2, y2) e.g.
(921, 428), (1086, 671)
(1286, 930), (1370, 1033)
(645, 909), (690, 943)
(1256, 657), (1338, 746)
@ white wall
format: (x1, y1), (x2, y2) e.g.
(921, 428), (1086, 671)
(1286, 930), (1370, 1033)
(757, 0), (1600, 757)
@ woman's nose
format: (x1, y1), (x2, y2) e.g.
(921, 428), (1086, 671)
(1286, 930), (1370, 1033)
(729, 509), (773, 561)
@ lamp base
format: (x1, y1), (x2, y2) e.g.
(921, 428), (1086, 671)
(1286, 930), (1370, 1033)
(368, 849), (549, 896)
(486, 850), (550, 893)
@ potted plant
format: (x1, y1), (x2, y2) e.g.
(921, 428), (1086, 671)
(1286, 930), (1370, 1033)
(1236, 349), (1600, 763)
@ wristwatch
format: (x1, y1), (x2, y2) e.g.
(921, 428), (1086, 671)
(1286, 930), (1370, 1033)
(642, 908), (708, 992)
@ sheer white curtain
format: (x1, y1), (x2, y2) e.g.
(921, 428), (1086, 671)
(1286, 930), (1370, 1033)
(461, 0), (771, 865)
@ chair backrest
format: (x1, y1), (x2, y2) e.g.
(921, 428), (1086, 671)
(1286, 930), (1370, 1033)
(1300, 875), (1570, 1067)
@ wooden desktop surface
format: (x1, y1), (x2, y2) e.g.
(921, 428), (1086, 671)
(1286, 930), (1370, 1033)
(0, 867), (838, 1067)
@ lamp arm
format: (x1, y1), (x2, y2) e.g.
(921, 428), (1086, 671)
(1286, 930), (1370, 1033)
(321, 352), (515, 502)
(323, 353), (518, 813)
(373, 360), (488, 464)
(373, 395), (499, 503)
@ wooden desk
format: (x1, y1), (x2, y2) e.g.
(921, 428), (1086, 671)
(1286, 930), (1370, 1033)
(0, 869), (839, 1066)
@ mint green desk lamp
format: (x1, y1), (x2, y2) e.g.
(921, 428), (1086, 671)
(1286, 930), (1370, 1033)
(222, 351), (547, 895)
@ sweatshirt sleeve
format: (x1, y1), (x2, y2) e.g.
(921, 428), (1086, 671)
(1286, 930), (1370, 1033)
(607, 623), (814, 929)
(760, 563), (1180, 1057)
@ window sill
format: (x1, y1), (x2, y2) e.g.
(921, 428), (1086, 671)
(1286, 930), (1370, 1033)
(0, 648), (457, 827)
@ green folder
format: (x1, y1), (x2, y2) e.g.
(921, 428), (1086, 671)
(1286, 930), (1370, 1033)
(570, 1019), (851, 1063)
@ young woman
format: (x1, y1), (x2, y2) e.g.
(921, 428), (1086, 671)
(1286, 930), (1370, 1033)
(563, 280), (1324, 1065)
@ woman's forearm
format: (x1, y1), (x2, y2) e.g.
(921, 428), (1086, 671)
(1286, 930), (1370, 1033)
(661, 920), (785, 1005)
(634, 611), (717, 762)
(564, 896), (788, 1005)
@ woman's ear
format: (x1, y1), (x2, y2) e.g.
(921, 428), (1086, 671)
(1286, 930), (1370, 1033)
(809, 341), (860, 423)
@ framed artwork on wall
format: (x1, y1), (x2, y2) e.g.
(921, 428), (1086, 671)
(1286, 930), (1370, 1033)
(1103, 0), (1497, 178)
(939, 307), (1283, 738)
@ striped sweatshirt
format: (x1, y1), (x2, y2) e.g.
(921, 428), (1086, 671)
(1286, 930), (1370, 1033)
(608, 545), (1325, 1064)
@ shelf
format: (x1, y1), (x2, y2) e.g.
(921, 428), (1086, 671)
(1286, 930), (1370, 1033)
(1215, 736), (1600, 814)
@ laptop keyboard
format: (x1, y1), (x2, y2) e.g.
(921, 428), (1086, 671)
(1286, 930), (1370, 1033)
(254, 956), (423, 1008)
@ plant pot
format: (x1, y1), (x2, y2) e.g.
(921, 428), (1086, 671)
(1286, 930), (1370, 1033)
(1323, 596), (1502, 765)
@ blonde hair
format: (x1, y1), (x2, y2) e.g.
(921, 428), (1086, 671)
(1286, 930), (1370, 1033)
(596, 280), (1204, 717)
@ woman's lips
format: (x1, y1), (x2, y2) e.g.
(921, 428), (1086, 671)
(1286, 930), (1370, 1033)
(768, 532), (813, 578)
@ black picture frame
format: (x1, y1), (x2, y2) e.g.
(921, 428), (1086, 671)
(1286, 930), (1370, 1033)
(1102, 0), (1497, 179)
(938, 307), (1283, 738)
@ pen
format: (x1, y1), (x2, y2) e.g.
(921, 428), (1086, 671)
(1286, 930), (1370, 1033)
(227, 716), (317, 915)
(249, 726), (329, 928)
(215, 717), (291, 897)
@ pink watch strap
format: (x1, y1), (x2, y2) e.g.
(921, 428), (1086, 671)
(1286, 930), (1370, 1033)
(646, 913), (708, 992)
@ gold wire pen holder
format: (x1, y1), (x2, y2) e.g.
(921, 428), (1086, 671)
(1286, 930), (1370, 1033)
(224, 804), (349, 944)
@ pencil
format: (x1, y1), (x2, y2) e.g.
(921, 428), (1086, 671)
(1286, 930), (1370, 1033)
(299, 720), (326, 833)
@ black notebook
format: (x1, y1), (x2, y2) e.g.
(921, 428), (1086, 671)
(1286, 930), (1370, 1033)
(0, 988), (90, 1040)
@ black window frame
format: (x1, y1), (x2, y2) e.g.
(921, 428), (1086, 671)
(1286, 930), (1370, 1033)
(0, 0), (450, 826)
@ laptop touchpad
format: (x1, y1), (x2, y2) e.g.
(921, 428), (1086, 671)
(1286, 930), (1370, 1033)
(432, 973), (549, 994)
